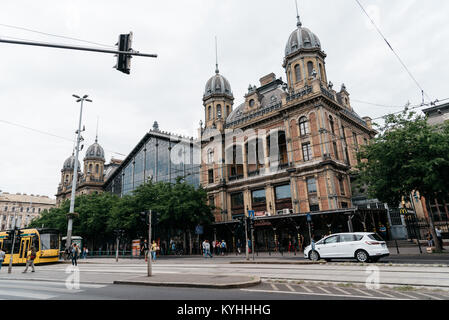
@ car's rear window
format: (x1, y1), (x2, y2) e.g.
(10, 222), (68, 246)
(367, 233), (384, 241)
(354, 235), (364, 241)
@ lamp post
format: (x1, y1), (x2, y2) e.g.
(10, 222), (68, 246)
(66, 94), (92, 251)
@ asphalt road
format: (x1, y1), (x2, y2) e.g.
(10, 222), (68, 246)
(1, 278), (448, 300)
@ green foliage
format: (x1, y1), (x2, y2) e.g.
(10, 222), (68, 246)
(31, 180), (214, 243)
(356, 109), (449, 206)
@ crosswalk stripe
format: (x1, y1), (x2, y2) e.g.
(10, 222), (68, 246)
(411, 292), (443, 300)
(270, 283), (279, 291)
(285, 284), (295, 292)
(353, 288), (373, 296)
(0, 288), (56, 300)
(374, 290), (397, 298)
(300, 285), (313, 293)
(392, 291), (419, 300)
(316, 286), (332, 294)
(333, 287), (351, 295)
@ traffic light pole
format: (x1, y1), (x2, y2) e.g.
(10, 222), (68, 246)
(0, 38), (157, 58)
(147, 210), (152, 277)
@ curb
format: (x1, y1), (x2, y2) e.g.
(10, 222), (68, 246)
(113, 276), (261, 289)
(229, 261), (326, 265)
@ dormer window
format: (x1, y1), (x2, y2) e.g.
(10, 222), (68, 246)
(217, 105), (222, 118)
(249, 99), (255, 107)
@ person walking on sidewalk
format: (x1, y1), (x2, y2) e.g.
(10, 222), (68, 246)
(23, 247), (37, 273)
(71, 244), (80, 266)
(0, 248), (5, 271)
(220, 240), (227, 256)
(151, 240), (158, 262)
(142, 239), (149, 261)
(204, 240), (213, 258)
(236, 239), (242, 254)
(426, 231), (434, 247)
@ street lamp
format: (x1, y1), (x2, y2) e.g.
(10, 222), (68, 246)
(65, 94), (92, 252)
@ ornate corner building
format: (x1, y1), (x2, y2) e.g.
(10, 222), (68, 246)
(55, 138), (122, 206)
(200, 14), (379, 231)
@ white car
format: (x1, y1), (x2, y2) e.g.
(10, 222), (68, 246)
(304, 232), (390, 263)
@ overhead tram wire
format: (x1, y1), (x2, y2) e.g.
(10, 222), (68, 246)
(354, 0), (431, 102)
(0, 118), (126, 157)
(0, 22), (115, 48)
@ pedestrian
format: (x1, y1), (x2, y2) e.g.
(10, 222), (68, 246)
(85, 247), (89, 259)
(142, 239), (149, 261)
(151, 240), (158, 262)
(435, 227), (444, 250)
(379, 224), (387, 240)
(215, 241), (221, 255)
(204, 240), (213, 258)
(220, 240), (227, 255)
(236, 239), (242, 254)
(71, 243), (80, 266)
(247, 239), (252, 254)
(0, 248), (5, 271)
(171, 241), (176, 255)
(426, 231), (434, 247)
(212, 240), (216, 255)
(23, 246), (37, 273)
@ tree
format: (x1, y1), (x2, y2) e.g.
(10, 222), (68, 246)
(357, 109), (449, 251)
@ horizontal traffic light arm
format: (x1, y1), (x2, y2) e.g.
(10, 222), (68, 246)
(0, 38), (157, 58)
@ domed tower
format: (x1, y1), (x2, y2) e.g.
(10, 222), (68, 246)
(83, 137), (105, 182)
(203, 49), (234, 131)
(283, 10), (328, 92)
(60, 153), (81, 190)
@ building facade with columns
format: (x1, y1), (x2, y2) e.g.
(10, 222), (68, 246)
(0, 192), (56, 231)
(199, 13), (382, 247)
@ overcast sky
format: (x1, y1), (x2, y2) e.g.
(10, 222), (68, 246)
(1, 0), (448, 199)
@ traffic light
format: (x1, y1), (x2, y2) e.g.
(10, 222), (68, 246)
(115, 32), (133, 74)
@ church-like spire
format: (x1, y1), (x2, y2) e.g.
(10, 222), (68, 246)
(295, 0), (302, 27)
(215, 36), (219, 74)
(95, 116), (99, 143)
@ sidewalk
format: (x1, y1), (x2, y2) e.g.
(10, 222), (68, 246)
(114, 274), (261, 289)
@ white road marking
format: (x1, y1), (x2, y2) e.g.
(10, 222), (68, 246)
(374, 290), (397, 298)
(333, 287), (351, 295)
(316, 286), (332, 294)
(270, 283), (279, 291)
(0, 289), (56, 300)
(240, 289), (396, 300)
(392, 291), (419, 300)
(285, 284), (295, 292)
(300, 285), (313, 293)
(411, 292), (444, 300)
(353, 288), (373, 296)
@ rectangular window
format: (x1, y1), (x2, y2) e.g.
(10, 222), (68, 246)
(231, 192), (244, 209)
(341, 202), (349, 208)
(302, 143), (312, 161)
(307, 178), (317, 194)
(353, 132), (358, 148)
(309, 204), (320, 212)
(208, 195), (214, 206)
(333, 141), (339, 160)
(252, 189), (266, 204)
(208, 169), (214, 184)
(339, 177), (345, 195)
(275, 184), (291, 200)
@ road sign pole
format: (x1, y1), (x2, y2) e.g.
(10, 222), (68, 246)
(148, 210), (152, 277)
(244, 217), (249, 261)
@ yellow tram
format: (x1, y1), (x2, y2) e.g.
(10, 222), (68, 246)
(0, 228), (60, 265)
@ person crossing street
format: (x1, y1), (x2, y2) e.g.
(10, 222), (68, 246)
(22, 247), (37, 273)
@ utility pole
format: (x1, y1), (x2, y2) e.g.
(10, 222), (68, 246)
(244, 216), (249, 261)
(8, 213), (17, 274)
(147, 210), (152, 277)
(66, 95), (91, 251)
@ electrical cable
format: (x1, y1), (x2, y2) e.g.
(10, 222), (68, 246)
(0, 22), (115, 48)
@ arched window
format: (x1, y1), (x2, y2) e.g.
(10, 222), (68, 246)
(95, 164), (99, 174)
(226, 105), (230, 116)
(299, 116), (309, 136)
(294, 64), (301, 82)
(329, 115), (335, 135)
(208, 106), (212, 120)
(307, 61), (314, 77)
(217, 104), (222, 118)
(89, 163), (92, 173)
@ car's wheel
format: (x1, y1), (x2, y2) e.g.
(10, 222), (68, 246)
(355, 250), (369, 263)
(309, 250), (320, 261)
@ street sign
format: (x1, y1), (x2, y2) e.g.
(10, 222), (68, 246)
(195, 225), (204, 235)
(248, 210), (255, 219)
(306, 213), (312, 223)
